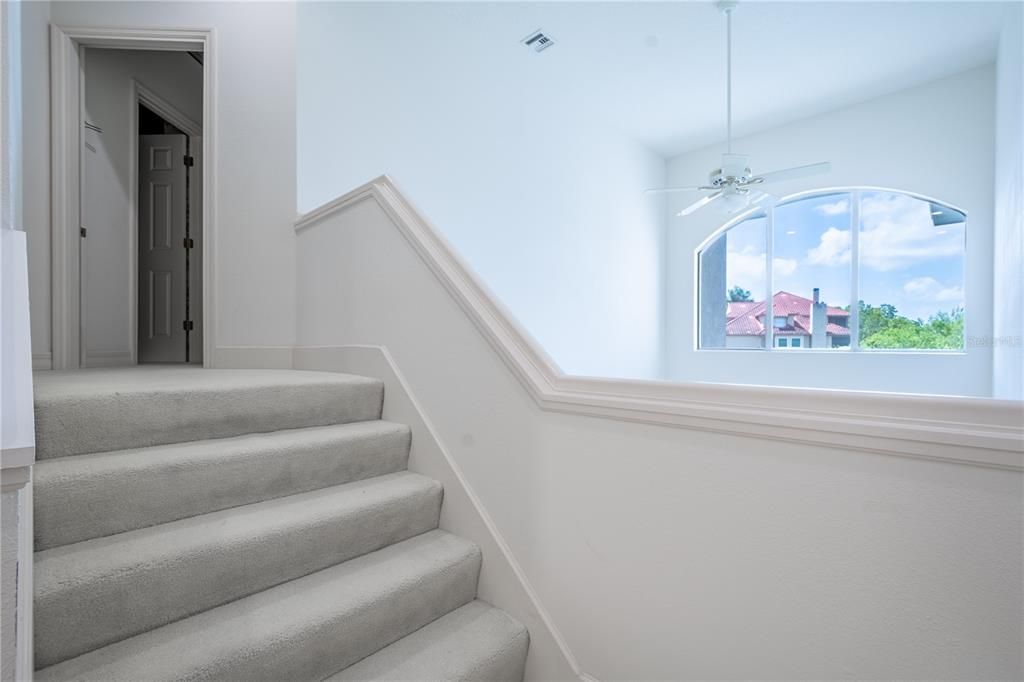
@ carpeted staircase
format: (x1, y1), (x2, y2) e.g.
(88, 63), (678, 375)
(32, 367), (529, 681)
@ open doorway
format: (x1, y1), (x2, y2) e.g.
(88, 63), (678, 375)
(77, 46), (204, 366)
(50, 27), (214, 370)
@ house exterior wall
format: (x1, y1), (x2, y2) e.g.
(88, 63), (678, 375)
(777, 335), (810, 348)
(725, 335), (764, 349)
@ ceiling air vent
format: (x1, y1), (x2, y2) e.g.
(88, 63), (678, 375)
(521, 29), (555, 53)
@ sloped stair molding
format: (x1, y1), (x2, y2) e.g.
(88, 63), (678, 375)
(294, 176), (1024, 472)
(293, 343), (589, 682)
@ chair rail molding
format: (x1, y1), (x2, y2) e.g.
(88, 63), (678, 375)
(294, 176), (1024, 472)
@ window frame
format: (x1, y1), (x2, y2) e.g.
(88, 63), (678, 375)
(694, 186), (968, 355)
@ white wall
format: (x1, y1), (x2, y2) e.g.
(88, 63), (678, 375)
(295, 193), (1023, 681)
(2, 3), (37, 678)
(1, 9), (23, 680)
(2, 0), (21, 236)
(665, 66), (997, 396)
(80, 48), (202, 364)
(26, 1), (298, 365)
(992, 5), (1023, 399)
(297, 2), (666, 380)
(19, 0), (49, 368)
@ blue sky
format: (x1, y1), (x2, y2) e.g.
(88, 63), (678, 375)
(723, 191), (965, 321)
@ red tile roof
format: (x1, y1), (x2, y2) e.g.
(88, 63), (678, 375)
(725, 291), (850, 337)
(726, 301), (758, 319)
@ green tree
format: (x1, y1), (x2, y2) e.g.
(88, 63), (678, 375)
(857, 301), (898, 341)
(727, 286), (752, 302)
(860, 307), (963, 350)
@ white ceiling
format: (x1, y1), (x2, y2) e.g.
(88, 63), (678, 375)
(485, 1), (1008, 157)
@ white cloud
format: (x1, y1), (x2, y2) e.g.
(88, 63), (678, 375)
(725, 245), (796, 295)
(859, 193), (963, 271)
(725, 248), (766, 295)
(816, 198), (849, 216)
(802, 194), (963, 272)
(806, 227), (851, 266)
(773, 257), (797, 277)
(903, 276), (964, 303)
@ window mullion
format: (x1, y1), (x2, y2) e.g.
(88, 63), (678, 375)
(849, 190), (860, 351)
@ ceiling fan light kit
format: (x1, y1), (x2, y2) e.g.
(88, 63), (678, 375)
(646, 0), (832, 218)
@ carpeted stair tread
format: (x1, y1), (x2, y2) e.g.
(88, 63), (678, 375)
(33, 367), (384, 459)
(35, 530), (481, 682)
(34, 420), (411, 550)
(35, 471), (443, 668)
(327, 600), (529, 682)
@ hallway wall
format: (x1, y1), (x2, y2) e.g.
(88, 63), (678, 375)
(665, 66), (996, 396)
(296, 189), (1023, 681)
(19, 0), (49, 368)
(298, 2), (667, 380)
(992, 4), (1024, 399)
(25, 1), (298, 366)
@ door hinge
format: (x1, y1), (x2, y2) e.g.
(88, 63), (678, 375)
(183, 237), (195, 249)
(183, 320), (194, 332)
(80, 227), (87, 238)
(183, 155), (194, 167)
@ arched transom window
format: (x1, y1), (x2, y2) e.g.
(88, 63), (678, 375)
(697, 189), (966, 351)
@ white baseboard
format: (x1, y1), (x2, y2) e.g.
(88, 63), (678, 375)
(40, 348), (295, 370)
(83, 349), (132, 368)
(294, 344), (590, 682)
(212, 346), (294, 369)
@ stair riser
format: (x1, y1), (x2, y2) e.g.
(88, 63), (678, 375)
(34, 422), (411, 550)
(326, 600), (530, 682)
(35, 379), (384, 459)
(35, 479), (443, 668)
(36, 532), (482, 682)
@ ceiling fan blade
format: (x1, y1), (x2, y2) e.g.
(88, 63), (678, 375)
(750, 161), (831, 185)
(644, 185), (713, 195)
(677, 192), (722, 216)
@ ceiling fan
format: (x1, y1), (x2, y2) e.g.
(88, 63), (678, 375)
(646, 0), (831, 217)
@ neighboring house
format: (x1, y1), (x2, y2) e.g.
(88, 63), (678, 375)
(726, 289), (851, 349)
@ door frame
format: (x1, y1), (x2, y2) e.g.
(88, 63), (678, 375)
(50, 25), (216, 368)
(131, 79), (202, 364)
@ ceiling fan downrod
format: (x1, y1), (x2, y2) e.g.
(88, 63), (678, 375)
(642, 0), (832, 213)
(717, 0), (738, 154)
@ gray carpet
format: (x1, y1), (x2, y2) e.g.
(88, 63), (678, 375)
(34, 367), (528, 681)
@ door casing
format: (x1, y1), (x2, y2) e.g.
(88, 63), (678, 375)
(50, 25), (216, 369)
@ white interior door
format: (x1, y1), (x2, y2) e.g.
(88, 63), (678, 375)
(138, 134), (188, 362)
